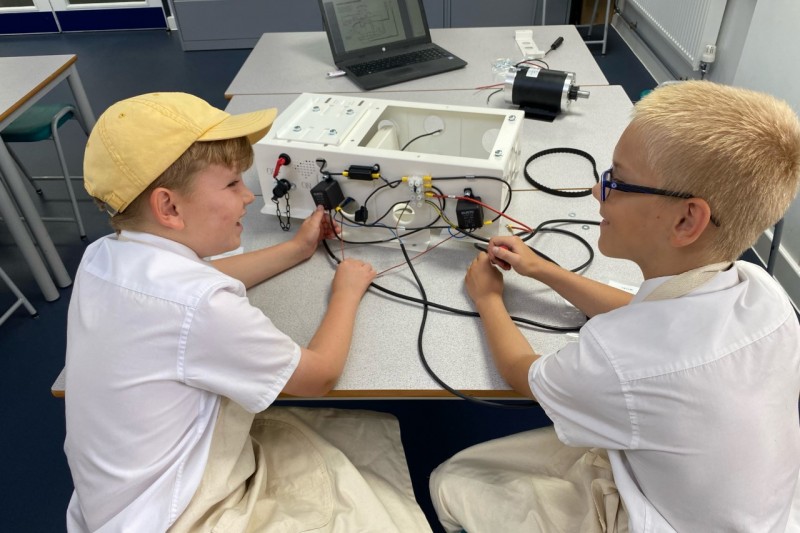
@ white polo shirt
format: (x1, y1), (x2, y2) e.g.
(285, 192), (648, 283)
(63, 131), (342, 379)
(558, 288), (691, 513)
(530, 261), (800, 532)
(64, 231), (301, 532)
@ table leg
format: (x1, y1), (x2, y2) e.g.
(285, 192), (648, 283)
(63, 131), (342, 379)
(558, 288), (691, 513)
(66, 66), (96, 132)
(0, 141), (71, 298)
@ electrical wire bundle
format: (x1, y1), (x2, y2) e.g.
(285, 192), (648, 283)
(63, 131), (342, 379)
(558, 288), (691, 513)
(316, 152), (602, 409)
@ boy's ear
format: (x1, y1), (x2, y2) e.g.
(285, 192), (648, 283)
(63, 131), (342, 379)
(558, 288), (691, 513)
(669, 198), (713, 248)
(148, 187), (185, 230)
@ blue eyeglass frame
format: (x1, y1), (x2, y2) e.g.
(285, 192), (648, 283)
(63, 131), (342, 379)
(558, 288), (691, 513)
(600, 169), (720, 227)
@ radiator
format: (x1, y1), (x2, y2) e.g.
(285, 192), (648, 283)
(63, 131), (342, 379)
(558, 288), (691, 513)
(627, 0), (727, 70)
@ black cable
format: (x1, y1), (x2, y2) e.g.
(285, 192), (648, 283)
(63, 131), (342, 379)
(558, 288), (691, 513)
(474, 222), (597, 274)
(401, 129), (443, 151)
(523, 147), (599, 198)
(319, 217), (603, 406)
(515, 59), (550, 69)
(321, 231), (588, 333)
(322, 239), (546, 408)
(397, 235), (540, 409)
(319, 168), (599, 403)
(486, 88), (503, 104)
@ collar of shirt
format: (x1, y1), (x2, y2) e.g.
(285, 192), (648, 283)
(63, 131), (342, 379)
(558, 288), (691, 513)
(631, 262), (741, 304)
(117, 230), (206, 265)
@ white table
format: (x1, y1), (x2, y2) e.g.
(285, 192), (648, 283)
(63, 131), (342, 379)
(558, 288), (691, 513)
(224, 86), (640, 397)
(224, 26), (608, 98)
(0, 55), (96, 301)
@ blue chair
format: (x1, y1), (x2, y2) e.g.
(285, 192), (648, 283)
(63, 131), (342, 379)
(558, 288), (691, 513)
(1, 103), (89, 240)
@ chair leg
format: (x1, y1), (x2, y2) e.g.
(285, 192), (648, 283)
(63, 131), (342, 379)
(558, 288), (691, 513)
(6, 145), (43, 195)
(51, 108), (87, 240)
(0, 266), (38, 325)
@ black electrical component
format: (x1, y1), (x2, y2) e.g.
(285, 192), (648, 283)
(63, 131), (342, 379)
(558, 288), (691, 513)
(343, 164), (380, 181)
(503, 67), (589, 121)
(272, 178), (291, 201)
(354, 206), (369, 223)
(548, 36), (564, 53)
(310, 178), (345, 210)
(456, 188), (483, 230)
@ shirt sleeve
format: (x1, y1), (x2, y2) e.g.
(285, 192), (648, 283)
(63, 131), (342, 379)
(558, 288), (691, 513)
(529, 325), (634, 449)
(181, 284), (301, 413)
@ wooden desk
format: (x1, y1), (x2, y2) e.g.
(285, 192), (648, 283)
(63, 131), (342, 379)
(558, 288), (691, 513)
(221, 86), (640, 397)
(224, 26), (608, 98)
(0, 55), (96, 301)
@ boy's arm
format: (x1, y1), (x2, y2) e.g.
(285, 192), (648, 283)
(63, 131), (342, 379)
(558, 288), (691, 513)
(473, 293), (539, 399)
(212, 206), (336, 289)
(524, 258), (633, 317)
(282, 259), (376, 397)
(466, 253), (539, 399)
(211, 240), (312, 289)
(488, 236), (633, 317)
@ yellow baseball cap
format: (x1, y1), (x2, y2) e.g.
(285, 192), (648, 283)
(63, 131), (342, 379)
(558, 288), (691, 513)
(84, 92), (277, 214)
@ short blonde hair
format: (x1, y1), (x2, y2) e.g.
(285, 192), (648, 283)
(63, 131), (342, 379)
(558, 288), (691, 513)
(99, 137), (254, 232)
(632, 80), (800, 261)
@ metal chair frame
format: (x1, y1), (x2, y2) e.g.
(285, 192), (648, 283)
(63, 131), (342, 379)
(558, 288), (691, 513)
(0, 266), (38, 326)
(2, 104), (89, 240)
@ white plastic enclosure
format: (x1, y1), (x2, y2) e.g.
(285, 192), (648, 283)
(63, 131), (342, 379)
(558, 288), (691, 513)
(255, 93), (524, 245)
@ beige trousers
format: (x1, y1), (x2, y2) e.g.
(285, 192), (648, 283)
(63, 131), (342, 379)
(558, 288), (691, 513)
(430, 426), (628, 533)
(169, 398), (432, 532)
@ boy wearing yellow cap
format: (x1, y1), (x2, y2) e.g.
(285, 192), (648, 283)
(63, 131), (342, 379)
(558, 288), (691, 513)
(430, 81), (800, 532)
(64, 93), (431, 532)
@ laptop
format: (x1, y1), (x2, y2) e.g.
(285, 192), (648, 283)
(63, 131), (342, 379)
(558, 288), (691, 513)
(318, 0), (467, 90)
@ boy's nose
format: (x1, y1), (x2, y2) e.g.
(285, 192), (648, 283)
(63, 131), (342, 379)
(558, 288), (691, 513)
(591, 182), (601, 202)
(243, 186), (255, 205)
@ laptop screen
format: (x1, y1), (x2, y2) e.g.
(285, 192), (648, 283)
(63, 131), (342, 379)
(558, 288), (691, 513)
(319, 0), (430, 59)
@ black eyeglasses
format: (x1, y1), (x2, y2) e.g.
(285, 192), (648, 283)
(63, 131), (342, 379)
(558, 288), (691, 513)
(600, 168), (720, 227)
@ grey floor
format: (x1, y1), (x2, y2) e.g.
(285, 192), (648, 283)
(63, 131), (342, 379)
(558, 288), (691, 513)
(0, 27), (656, 532)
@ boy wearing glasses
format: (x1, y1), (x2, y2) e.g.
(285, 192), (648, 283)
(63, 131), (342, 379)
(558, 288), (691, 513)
(430, 80), (800, 532)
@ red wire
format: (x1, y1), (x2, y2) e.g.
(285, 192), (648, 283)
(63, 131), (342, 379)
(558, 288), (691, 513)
(475, 82), (504, 90)
(376, 234), (454, 277)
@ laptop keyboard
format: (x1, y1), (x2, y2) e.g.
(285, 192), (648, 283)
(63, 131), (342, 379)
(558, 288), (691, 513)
(349, 48), (448, 76)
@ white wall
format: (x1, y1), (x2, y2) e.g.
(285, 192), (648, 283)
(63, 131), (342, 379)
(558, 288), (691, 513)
(707, 0), (757, 84)
(733, 0), (800, 307)
(733, 0), (800, 267)
(616, 0), (800, 306)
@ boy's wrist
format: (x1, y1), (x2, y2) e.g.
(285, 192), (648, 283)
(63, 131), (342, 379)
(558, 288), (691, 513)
(475, 293), (505, 315)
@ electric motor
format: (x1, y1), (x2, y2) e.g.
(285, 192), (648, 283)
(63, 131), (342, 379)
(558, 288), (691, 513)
(503, 67), (590, 121)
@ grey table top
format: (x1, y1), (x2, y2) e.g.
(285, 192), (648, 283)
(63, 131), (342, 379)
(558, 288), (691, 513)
(224, 26), (608, 98)
(226, 86), (642, 396)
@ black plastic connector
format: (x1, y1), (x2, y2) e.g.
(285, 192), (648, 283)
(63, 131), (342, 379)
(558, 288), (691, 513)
(344, 164), (380, 181)
(354, 206), (369, 223)
(272, 179), (291, 201)
(456, 188), (483, 230)
(310, 178), (345, 210)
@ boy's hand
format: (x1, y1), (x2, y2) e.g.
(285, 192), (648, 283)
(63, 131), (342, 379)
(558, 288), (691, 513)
(488, 236), (547, 279)
(331, 258), (376, 301)
(465, 252), (504, 303)
(294, 206), (341, 259)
